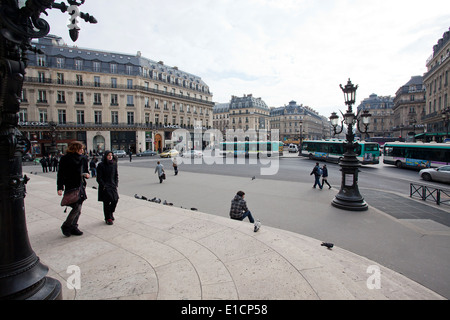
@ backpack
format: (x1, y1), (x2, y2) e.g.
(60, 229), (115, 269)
(317, 167), (323, 176)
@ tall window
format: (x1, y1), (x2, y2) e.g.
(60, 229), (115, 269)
(111, 111), (119, 125)
(93, 61), (101, 72)
(94, 93), (102, 105)
(127, 112), (134, 125)
(37, 55), (46, 67)
(126, 65), (133, 75)
(127, 79), (133, 89)
(94, 111), (102, 125)
(58, 110), (66, 125)
(76, 92), (84, 104)
(56, 57), (64, 68)
(94, 76), (101, 87)
(111, 94), (118, 106)
(77, 110), (85, 125)
(57, 73), (64, 84)
(39, 109), (47, 123)
(38, 72), (45, 83)
(57, 91), (66, 103)
(38, 90), (47, 103)
(75, 59), (83, 70)
(76, 74), (83, 86)
(127, 95), (134, 106)
(19, 109), (27, 122)
(110, 63), (117, 73)
(111, 78), (117, 88)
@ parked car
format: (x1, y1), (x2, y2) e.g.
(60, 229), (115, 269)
(160, 149), (179, 158)
(136, 150), (157, 157)
(113, 150), (127, 158)
(419, 165), (450, 184)
(181, 150), (203, 158)
(22, 153), (34, 162)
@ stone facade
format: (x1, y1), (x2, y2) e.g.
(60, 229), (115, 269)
(20, 35), (213, 155)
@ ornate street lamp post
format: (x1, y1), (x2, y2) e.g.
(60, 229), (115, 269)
(0, 0), (96, 299)
(329, 79), (371, 211)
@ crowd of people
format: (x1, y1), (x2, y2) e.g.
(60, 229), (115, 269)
(38, 155), (60, 172)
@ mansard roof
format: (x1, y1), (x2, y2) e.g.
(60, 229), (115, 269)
(30, 35), (209, 87)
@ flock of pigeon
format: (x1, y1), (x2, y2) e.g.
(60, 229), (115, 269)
(133, 194), (197, 211)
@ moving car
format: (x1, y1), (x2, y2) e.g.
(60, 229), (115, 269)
(181, 150), (203, 158)
(419, 165), (450, 184)
(160, 149), (179, 158)
(136, 150), (157, 157)
(113, 150), (127, 158)
(288, 144), (298, 153)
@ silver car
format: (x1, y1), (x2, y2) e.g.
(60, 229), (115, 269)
(113, 150), (127, 158)
(419, 165), (450, 184)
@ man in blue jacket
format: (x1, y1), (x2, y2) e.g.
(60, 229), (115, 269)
(310, 162), (323, 190)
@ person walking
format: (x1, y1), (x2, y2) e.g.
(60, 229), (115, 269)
(97, 151), (119, 225)
(172, 156), (178, 176)
(322, 164), (332, 189)
(229, 191), (261, 232)
(57, 141), (90, 237)
(51, 155), (59, 172)
(89, 156), (98, 177)
(40, 156), (48, 173)
(155, 161), (165, 183)
(310, 162), (323, 189)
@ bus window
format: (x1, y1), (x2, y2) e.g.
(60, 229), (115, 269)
(364, 144), (379, 152)
(355, 144), (362, 156)
(384, 146), (393, 156)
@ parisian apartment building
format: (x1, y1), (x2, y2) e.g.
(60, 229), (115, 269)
(214, 98), (332, 144)
(392, 76), (426, 140)
(422, 26), (450, 141)
(212, 94), (271, 140)
(20, 35), (214, 156)
(356, 94), (394, 139)
(270, 101), (331, 143)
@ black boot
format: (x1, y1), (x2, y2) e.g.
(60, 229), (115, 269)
(61, 225), (72, 237)
(70, 225), (84, 236)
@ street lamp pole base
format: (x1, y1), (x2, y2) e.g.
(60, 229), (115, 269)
(332, 195), (369, 212)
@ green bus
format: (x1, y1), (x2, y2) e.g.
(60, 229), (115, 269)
(300, 139), (381, 165)
(220, 141), (283, 157)
(383, 142), (450, 169)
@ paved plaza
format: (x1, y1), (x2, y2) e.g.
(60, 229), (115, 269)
(23, 170), (446, 300)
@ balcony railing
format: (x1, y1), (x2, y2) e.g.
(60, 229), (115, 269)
(24, 77), (215, 106)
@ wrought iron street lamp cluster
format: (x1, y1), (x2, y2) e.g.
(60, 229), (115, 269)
(329, 79), (372, 211)
(0, 0), (96, 300)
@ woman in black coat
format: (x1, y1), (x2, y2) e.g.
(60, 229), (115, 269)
(57, 141), (90, 237)
(96, 151), (119, 225)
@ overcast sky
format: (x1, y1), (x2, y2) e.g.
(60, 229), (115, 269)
(43, 0), (449, 117)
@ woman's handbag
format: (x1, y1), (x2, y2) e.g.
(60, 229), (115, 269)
(61, 188), (80, 207)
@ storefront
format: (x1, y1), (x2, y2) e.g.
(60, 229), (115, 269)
(111, 131), (136, 154)
(19, 122), (86, 156)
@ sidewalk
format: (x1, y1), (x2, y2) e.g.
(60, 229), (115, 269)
(23, 174), (444, 300)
